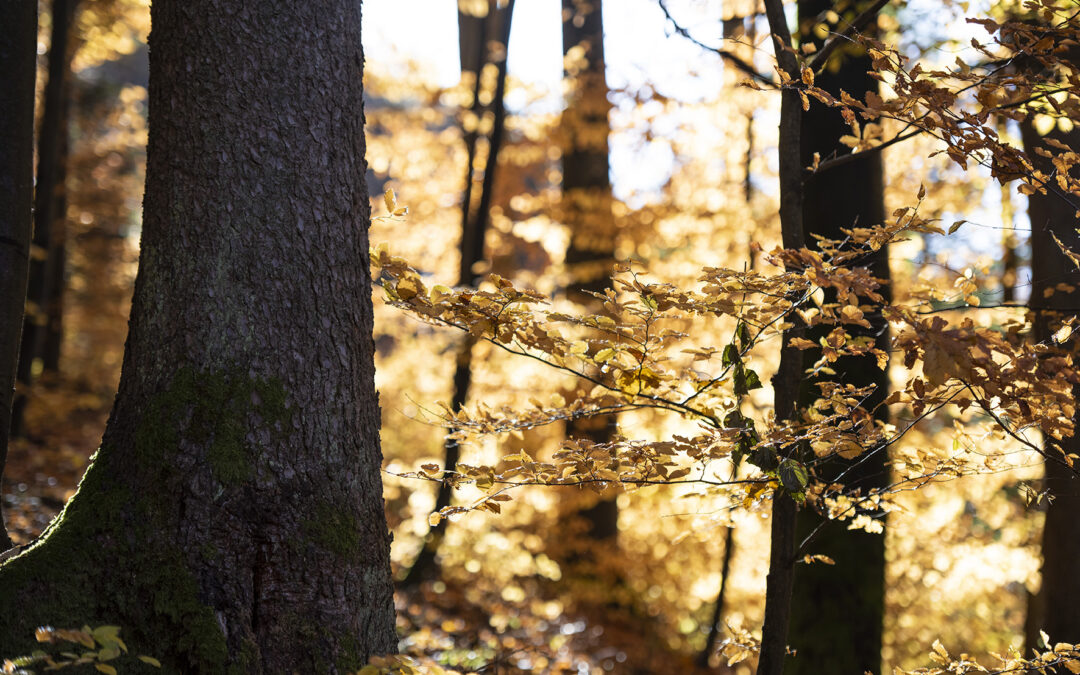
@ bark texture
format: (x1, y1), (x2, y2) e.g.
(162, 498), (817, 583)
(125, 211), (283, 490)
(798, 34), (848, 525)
(0, 2), (398, 671)
(758, 1), (804, 672)
(785, 2), (889, 673)
(0, 0), (38, 550)
(1023, 118), (1080, 645)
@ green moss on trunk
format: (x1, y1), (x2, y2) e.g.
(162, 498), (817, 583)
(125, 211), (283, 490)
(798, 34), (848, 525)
(0, 367), (293, 672)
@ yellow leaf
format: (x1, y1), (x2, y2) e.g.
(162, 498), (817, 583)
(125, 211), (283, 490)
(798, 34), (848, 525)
(95, 665), (118, 675)
(137, 656), (162, 668)
(593, 348), (616, 363)
(383, 188), (396, 213)
(428, 512), (442, 527)
(932, 639), (949, 660)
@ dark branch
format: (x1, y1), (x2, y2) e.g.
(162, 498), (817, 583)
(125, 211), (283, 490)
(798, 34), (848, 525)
(656, 0), (775, 86)
(807, 0), (891, 73)
(809, 127), (924, 176)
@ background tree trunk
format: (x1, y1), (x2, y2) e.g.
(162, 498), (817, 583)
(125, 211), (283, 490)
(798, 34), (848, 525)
(10, 0), (78, 438)
(0, 2), (398, 670)
(559, 0), (621, 556)
(784, 1), (890, 673)
(1022, 117), (1080, 646)
(401, 0), (516, 586)
(0, 0), (38, 551)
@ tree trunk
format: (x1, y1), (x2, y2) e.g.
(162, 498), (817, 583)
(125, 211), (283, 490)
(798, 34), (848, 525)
(0, 2), (398, 670)
(758, 1), (804, 672)
(0, 0), (38, 551)
(43, 120), (71, 373)
(785, 2), (889, 673)
(402, 0), (515, 586)
(1022, 116), (1080, 646)
(10, 0), (77, 438)
(559, 0), (621, 554)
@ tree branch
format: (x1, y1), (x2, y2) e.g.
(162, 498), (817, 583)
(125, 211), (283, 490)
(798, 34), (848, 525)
(809, 127), (923, 176)
(656, 0), (775, 86)
(807, 0), (891, 73)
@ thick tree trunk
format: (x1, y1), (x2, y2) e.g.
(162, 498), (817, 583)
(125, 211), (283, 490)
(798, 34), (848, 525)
(559, 0), (621, 552)
(1023, 118), (1080, 645)
(784, 2), (889, 673)
(0, 2), (398, 671)
(0, 0), (38, 551)
(10, 0), (77, 438)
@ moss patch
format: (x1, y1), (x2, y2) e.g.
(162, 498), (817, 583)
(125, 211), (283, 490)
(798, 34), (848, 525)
(302, 503), (361, 558)
(0, 366), (294, 672)
(134, 367), (290, 487)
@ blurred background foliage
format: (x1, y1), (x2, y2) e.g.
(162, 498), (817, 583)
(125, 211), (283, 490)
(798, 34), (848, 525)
(3, 0), (1063, 672)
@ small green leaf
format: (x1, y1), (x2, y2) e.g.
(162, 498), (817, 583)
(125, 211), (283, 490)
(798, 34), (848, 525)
(722, 344), (739, 368)
(94, 664), (118, 675)
(737, 322), (752, 351)
(137, 655), (163, 668)
(779, 458), (809, 491)
(743, 369), (762, 391)
(97, 647), (120, 661)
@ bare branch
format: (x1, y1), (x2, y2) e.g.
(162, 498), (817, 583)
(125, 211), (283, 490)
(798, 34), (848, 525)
(656, 0), (775, 86)
(809, 127), (924, 176)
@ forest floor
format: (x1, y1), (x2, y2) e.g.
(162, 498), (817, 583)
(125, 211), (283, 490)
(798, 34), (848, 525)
(2, 376), (734, 674)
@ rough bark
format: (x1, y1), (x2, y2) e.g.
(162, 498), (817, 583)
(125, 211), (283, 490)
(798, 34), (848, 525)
(785, 2), (889, 673)
(0, 2), (397, 671)
(10, 0), (77, 438)
(402, 0), (515, 586)
(0, 0), (38, 551)
(559, 0), (621, 553)
(1023, 117), (1080, 645)
(758, 1), (804, 672)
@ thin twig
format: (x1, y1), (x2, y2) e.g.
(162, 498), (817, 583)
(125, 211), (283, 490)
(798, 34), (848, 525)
(807, 0), (891, 73)
(656, 0), (774, 86)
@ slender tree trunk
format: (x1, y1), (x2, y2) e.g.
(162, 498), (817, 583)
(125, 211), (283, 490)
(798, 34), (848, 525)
(43, 121), (71, 373)
(1022, 116), (1080, 646)
(998, 120), (1018, 304)
(559, 0), (621, 554)
(0, 0), (38, 551)
(402, 0), (516, 586)
(0, 2), (398, 670)
(758, 1), (804, 672)
(784, 2), (889, 673)
(699, 468), (739, 667)
(701, 20), (757, 666)
(10, 0), (77, 438)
